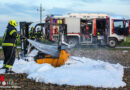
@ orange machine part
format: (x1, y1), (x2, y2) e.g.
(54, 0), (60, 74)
(36, 50), (70, 67)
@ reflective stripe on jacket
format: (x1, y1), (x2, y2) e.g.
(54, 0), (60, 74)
(2, 43), (16, 47)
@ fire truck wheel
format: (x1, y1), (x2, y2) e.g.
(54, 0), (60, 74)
(68, 37), (79, 47)
(108, 38), (117, 48)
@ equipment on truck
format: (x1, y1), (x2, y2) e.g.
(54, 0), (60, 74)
(45, 13), (130, 48)
(19, 22), (70, 67)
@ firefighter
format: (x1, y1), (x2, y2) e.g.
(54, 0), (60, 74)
(97, 31), (101, 45)
(29, 26), (36, 40)
(97, 32), (100, 36)
(36, 28), (43, 42)
(1, 20), (18, 73)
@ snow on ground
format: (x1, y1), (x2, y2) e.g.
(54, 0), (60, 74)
(0, 56), (126, 88)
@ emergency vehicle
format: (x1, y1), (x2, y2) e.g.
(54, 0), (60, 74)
(45, 13), (130, 47)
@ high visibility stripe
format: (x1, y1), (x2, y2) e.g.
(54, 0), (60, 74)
(5, 65), (13, 68)
(9, 29), (16, 36)
(2, 43), (16, 47)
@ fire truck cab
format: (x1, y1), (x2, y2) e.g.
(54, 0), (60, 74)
(108, 18), (130, 47)
(45, 13), (130, 48)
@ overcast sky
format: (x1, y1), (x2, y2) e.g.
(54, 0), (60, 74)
(0, 0), (130, 36)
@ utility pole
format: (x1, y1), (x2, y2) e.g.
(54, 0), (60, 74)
(37, 3), (45, 23)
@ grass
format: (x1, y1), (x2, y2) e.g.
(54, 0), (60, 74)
(118, 36), (130, 47)
(0, 37), (2, 46)
(126, 36), (130, 42)
(0, 49), (3, 52)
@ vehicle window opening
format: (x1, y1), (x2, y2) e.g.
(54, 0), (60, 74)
(114, 20), (124, 35)
(80, 19), (92, 36)
(96, 19), (106, 36)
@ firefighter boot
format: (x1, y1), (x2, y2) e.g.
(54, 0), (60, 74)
(5, 68), (15, 74)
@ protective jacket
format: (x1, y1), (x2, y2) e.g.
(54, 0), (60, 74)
(2, 24), (18, 47)
(36, 31), (43, 39)
(29, 30), (36, 39)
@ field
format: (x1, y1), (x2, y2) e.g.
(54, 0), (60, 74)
(118, 36), (130, 46)
(0, 49), (130, 90)
(0, 37), (2, 46)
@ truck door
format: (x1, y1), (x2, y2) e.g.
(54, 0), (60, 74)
(113, 20), (124, 35)
(80, 19), (93, 44)
(96, 18), (108, 45)
(85, 20), (93, 42)
(93, 18), (96, 37)
(112, 19), (129, 35)
(128, 20), (130, 34)
(106, 16), (109, 35)
(124, 20), (129, 36)
(105, 17), (109, 44)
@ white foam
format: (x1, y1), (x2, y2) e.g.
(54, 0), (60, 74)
(0, 56), (126, 88)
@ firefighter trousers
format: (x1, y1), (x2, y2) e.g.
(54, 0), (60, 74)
(2, 46), (16, 68)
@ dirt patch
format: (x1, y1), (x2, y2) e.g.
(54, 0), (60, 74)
(70, 48), (130, 67)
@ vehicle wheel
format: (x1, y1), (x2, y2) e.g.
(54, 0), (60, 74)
(108, 38), (117, 48)
(68, 37), (79, 47)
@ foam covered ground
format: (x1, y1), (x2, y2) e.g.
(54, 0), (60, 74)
(0, 55), (126, 88)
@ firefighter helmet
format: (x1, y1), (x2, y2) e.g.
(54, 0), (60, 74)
(9, 20), (17, 27)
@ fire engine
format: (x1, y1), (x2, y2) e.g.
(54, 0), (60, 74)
(45, 13), (130, 47)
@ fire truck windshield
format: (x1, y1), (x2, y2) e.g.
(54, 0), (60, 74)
(114, 20), (123, 28)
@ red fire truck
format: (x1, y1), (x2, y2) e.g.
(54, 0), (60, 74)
(45, 13), (130, 47)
